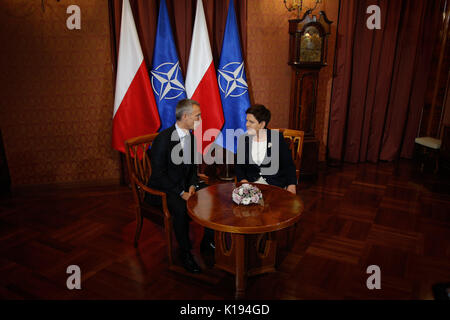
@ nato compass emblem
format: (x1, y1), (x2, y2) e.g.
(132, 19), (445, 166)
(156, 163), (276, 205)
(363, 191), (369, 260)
(151, 61), (185, 101)
(218, 61), (248, 98)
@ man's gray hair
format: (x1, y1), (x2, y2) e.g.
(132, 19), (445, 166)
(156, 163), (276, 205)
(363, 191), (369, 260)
(175, 98), (200, 121)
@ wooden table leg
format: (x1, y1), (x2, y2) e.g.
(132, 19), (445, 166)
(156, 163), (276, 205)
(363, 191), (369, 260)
(234, 234), (246, 299)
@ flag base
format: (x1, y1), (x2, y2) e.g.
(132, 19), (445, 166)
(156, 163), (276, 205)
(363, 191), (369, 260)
(218, 164), (235, 181)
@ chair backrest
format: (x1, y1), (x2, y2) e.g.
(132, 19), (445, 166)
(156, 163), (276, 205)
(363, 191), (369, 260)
(124, 133), (159, 204)
(275, 129), (305, 181)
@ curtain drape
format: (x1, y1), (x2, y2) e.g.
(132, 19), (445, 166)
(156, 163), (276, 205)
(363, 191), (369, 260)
(328, 0), (443, 163)
(109, 0), (248, 77)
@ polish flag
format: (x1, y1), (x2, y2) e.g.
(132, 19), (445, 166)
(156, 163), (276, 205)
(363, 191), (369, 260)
(185, 0), (224, 153)
(112, 0), (160, 153)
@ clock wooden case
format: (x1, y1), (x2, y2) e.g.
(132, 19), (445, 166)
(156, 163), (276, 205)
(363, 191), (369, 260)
(288, 11), (332, 177)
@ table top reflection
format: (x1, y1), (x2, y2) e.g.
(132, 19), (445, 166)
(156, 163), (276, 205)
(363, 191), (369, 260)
(187, 183), (304, 234)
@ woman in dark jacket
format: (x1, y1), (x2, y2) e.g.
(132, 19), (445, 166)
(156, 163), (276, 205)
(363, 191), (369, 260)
(235, 104), (297, 194)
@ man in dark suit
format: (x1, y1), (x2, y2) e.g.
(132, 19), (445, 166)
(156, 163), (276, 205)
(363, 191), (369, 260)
(146, 99), (214, 273)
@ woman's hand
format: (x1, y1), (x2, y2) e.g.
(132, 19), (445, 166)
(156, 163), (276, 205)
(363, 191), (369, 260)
(286, 184), (296, 194)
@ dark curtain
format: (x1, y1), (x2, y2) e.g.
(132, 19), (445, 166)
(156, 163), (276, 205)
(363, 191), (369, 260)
(109, 0), (248, 77)
(328, 0), (443, 163)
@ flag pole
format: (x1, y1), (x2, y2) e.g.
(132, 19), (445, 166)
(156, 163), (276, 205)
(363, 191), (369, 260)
(220, 164), (234, 181)
(218, 148), (235, 181)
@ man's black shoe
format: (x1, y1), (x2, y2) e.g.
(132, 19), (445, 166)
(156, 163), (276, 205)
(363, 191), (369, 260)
(200, 239), (215, 254)
(180, 251), (201, 273)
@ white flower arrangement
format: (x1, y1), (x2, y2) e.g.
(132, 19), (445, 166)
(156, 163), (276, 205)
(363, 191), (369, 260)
(232, 183), (263, 205)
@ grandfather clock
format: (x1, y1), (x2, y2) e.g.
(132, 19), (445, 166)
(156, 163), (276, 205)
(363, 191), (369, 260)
(288, 11), (332, 178)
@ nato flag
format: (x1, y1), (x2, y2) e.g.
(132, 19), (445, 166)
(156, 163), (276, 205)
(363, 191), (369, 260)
(217, 0), (250, 153)
(151, 0), (187, 131)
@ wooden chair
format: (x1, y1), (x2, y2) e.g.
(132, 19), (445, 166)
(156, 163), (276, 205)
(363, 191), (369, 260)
(414, 136), (441, 174)
(124, 133), (174, 267)
(272, 129), (305, 252)
(124, 134), (226, 283)
(276, 128), (305, 182)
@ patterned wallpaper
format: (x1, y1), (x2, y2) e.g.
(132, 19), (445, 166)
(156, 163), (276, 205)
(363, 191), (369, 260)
(0, 0), (120, 187)
(246, 0), (292, 129)
(247, 0), (339, 161)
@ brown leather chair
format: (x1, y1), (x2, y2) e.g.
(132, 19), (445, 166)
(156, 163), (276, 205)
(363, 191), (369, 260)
(124, 133), (174, 267)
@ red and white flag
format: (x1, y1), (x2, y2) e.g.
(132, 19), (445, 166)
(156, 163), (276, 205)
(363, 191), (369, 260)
(112, 0), (160, 153)
(185, 0), (224, 153)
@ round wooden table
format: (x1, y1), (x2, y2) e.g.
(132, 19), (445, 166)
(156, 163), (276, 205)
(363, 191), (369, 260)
(187, 182), (304, 299)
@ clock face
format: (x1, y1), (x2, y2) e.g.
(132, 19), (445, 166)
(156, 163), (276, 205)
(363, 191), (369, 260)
(299, 26), (322, 63)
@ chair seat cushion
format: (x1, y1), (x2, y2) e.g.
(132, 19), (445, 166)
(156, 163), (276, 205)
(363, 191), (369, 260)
(415, 137), (441, 150)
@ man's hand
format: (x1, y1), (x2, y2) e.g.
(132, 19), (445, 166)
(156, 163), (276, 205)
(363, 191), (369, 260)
(181, 191), (191, 201)
(286, 184), (296, 194)
(181, 186), (196, 201)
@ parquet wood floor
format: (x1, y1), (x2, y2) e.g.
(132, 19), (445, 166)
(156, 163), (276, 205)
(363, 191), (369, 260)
(1, 160), (449, 299)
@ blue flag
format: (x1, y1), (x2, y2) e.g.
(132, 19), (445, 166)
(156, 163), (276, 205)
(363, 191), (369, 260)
(151, 0), (187, 131)
(216, 0), (250, 153)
